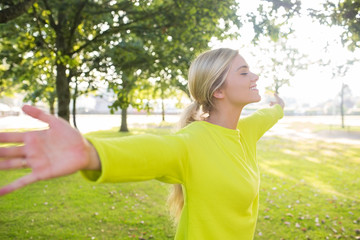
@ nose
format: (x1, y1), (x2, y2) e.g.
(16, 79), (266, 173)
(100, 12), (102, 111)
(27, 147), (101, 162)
(251, 72), (259, 82)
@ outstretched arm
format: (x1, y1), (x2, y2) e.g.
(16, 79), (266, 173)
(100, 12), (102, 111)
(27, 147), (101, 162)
(0, 105), (101, 196)
(238, 93), (284, 143)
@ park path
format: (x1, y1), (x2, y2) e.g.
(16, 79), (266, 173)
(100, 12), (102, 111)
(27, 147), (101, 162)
(264, 116), (360, 145)
(1, 114), (359, 145)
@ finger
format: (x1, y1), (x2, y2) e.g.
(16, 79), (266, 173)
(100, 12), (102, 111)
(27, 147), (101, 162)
(22, 105), (53, 124)
(0, 132), (25, 143)
(0, 146), (25, 158)
(0, 158), (28, 169)
(0, 173), (37, 196)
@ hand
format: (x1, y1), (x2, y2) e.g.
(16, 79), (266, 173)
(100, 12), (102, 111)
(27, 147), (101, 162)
(0, 105), (101, 196)
(270, 93), (285, 109)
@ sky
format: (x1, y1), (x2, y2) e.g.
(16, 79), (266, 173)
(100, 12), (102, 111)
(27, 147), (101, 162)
(210, 0), (360, 107)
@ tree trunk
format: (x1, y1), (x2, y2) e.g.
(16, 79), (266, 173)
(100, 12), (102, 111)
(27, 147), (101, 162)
(55, 9), (70, 122)
(161, 98), (165, 122)
(72, 80), (78, 129)
(56, 62), (70, 122)
(120, 106), (129, 132)
(161, 88), (165, 122)
(49, 100), (55, 115)
(275, 81), (280, 94)
(340, 83), (345, 129)
(49, 91), (56, 115)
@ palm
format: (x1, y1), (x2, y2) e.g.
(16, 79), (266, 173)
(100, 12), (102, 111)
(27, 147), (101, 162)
(0, 105), (92, 195)
(27, 119), (88, 178)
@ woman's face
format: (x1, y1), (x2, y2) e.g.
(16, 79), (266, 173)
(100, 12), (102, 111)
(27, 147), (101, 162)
(219, 54), (261, 107)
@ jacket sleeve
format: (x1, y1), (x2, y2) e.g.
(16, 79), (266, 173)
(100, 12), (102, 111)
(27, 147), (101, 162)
(237, 104), (284, 143)
(80, 133), (188, 184)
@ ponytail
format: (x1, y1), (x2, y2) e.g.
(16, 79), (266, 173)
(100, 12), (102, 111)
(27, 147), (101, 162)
(178, 101), (201, 128)
(168, 101), (200, 223)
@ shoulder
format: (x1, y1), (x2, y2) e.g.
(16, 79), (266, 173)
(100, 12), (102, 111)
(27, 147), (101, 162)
(237, 104), (283, 143)
(176, 121), (207, 137)
(238, 104), (283, 127)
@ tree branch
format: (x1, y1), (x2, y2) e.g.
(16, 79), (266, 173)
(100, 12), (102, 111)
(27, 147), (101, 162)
(70, 2), (173, 55)
(68, 0), (88, 49)
(41, 0), (57, 30)
(30, 5), (56, 52)
(69, 21), (136, 55)
(0, 0), (36, 23)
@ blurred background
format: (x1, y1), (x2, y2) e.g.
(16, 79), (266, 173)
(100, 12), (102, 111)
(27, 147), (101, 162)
(0, 0), (359, 134)
(1, 1), (359, 240)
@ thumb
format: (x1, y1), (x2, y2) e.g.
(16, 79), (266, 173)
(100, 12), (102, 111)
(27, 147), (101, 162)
(269, 101), (276, 106)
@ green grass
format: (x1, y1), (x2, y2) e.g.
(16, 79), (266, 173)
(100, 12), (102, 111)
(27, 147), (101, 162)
(0, 124), (359, 239)
(0, 127), (176, 240)
(256, 137), (360, 240)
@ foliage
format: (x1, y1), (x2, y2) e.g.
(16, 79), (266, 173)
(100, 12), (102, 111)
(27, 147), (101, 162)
(86, 0), (245, 131)
(247, 0), (301, 43)
(309, 0), (360, 51)
(1, 0), (304, 125)
(0, 12), (33, 97)
(256, 38), (307, 94)
(1, 0), (244, 123)
(0, 0), (36, 23)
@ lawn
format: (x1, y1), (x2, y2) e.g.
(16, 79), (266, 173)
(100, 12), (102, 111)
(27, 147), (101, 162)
(256, 137), (359, 239)
(0, 125), (359, 239)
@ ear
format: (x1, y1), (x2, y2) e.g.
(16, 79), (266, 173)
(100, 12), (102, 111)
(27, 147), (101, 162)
(213, 88), (225, 99)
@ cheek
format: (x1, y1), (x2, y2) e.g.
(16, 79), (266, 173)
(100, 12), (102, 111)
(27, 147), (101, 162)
(234, 81), (249, 93)
(224, 77), (249, 99)
(228, 82), (249, 99)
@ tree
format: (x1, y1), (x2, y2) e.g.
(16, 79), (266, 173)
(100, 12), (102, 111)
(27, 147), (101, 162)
(104, 38), (152, 132)
(0, 11), (59, 113)
(95, 0), (245, 131)
(150, 73), (178, 122)
(247, 0), (301, 43)
(309, 0), (360, 51)
(146, 45), (192, 122)
(256, 38), (307, 95)
(18, 50), (57, 114)
(1, 0), (243, 122)
(0, 13), (30, 98)
(2, 0), (304, 128)
(331, 61), (356, 128)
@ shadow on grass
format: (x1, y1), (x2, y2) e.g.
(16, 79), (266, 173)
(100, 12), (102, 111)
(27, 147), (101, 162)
(1, 126), (359, 239)
(256, 137), (359, 239)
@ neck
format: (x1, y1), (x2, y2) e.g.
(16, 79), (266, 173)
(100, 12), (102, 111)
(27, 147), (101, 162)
(206, 104), (243, 130)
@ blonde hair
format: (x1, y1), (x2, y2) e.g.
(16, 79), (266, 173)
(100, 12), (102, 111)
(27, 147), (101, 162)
(167, 48), (239, 223)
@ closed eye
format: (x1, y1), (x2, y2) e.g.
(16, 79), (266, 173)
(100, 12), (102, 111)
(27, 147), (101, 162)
(240, 73), (248, 75)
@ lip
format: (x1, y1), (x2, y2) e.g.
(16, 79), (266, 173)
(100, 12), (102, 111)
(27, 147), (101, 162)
(250, 85), (258, 90)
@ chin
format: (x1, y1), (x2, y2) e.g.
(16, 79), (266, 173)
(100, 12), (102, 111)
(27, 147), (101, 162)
(253, 95), (261, 103)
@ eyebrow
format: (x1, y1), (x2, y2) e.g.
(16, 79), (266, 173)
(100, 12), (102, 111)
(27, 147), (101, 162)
(235, 65), (249, 71)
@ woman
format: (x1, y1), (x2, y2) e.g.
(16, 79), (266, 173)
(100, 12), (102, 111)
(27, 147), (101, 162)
(0, 48), (284, 239)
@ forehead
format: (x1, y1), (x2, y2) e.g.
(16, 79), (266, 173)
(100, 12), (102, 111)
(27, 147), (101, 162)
(230, 54), (248, 70)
